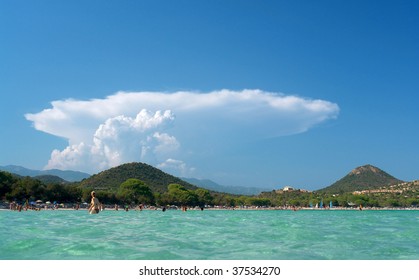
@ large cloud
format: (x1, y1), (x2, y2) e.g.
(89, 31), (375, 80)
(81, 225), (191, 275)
(25, 89), (339, 175)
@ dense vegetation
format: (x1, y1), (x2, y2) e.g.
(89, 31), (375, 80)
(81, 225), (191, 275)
(1, 163), (418, 209)
(0, 171), (83, 204)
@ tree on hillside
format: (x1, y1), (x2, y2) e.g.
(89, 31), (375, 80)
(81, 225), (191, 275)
(166, 184), (198, 206)
(246, 197), (271, 207)
(194, 188), (213, 206)
(5, 176), (42, 202)
(45, 183), (66, 202)
(0, 171), (16, 199)
(117, 179), (155, 205)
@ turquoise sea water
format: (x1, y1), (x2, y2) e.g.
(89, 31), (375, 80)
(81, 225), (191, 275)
(0, 209), (418, 260)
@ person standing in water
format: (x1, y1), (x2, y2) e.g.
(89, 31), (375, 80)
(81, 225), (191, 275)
(88, 191), (100, 214)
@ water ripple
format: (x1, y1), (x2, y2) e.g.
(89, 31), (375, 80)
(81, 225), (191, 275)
(1, 210), (418, 259)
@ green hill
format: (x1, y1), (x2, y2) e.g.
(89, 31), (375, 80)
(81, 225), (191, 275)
(78, 162), (198, 193)
(33, 175), (68, 184)
(319, 164), (404, 193)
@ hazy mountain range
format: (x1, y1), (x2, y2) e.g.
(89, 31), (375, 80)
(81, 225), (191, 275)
(181, 178), (272, 195)
(0, 165), (90, 182)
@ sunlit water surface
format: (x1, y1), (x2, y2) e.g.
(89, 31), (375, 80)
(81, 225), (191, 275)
(1, 209), (418, 259)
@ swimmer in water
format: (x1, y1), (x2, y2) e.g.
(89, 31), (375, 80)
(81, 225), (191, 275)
(88, 191), (100, 214)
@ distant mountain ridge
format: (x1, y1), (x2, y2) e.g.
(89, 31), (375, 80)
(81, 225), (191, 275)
(182, 177), (271, 195)
(319, 164), (404, 193)
(0, 165), (90, 182)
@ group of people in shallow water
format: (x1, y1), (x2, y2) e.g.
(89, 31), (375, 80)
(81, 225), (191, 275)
(87, 191), (203, 214)
(9, 200), (54, 211)
(8, 191), (206, 213)
(9, 201), (40, 211)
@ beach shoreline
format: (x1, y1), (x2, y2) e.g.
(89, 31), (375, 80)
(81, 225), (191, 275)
(1, 203), (418, 212)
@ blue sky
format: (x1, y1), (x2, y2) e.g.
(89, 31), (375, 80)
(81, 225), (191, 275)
(1, 0), (418, 190)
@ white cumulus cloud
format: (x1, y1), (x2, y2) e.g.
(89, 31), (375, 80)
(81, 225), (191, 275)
(25, 89), (339, 175)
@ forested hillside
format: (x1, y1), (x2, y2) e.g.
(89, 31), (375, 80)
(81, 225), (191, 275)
(79, 162), (197, 193)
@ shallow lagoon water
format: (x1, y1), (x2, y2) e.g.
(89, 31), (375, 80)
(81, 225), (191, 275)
(1, 209), (418, 260)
